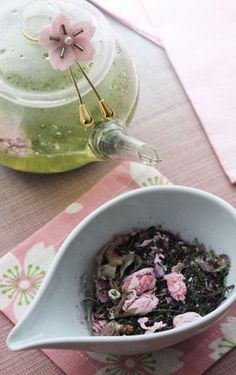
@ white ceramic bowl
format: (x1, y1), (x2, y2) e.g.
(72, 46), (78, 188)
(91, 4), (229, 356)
(7, 186), (236, 355)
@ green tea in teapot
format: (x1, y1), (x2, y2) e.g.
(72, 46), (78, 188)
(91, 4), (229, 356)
(0, 0), (158, 173)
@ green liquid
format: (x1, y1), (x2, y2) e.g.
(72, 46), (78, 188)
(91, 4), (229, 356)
(0, 44), (138, 173)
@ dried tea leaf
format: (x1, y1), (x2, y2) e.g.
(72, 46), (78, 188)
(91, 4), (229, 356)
(101, 263), (117, 280)
(106, 245), (124, 266)
(81, 274), (94, 334)
(214, 254), (230, 272)
(119, 253), (135, 279)
(87, 226), (234, 336)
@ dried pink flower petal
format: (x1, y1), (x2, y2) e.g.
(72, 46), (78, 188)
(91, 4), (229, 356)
(154, 253), (165, 278)
(138, 317), (167, 334)
(154, 253), (164, 264)
(165, 296), (172, 304)
(122, 267), (156, 295)
(95, 280), (109, 303)
(122, 290), (137, 311)
(39, 13), (95, 71)
(92, 314), (107, 334)
(154, 263), (165, 278)
(173, 312), (202, 328)
(122, 291), (159, 316)
(164, 272), (187, 301)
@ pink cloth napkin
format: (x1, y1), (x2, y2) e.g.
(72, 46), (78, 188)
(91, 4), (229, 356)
(0, 162), (236, 375)
(90, 0), (236, 184)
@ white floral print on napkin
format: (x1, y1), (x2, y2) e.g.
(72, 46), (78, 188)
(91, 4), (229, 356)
(87, 348), (184, 374)
(209, 316), (236, 360)
(64, 202), (83, 214)
(130, 162), (171, 187)
(0, 242), (55, 321)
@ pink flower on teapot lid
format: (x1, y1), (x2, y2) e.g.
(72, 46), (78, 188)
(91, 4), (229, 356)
(39, 13), (95, 71)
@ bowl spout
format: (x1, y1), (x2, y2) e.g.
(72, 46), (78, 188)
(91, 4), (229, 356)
(7, 232), (92, 350)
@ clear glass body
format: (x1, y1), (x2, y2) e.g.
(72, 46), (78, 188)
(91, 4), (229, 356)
(0, 0), (139, 173)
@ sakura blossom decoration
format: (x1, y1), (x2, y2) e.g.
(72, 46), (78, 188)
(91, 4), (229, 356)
(37, 12), (115, 127)
(39, 13), (95, 71)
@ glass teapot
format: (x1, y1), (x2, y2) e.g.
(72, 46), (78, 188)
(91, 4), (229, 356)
(0, 0), (159, 173)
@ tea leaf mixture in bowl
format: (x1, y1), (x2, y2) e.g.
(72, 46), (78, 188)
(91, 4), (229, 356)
(82, 226), (234, 336)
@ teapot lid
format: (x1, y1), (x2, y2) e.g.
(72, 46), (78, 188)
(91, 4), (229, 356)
(0, 0), (115, 107)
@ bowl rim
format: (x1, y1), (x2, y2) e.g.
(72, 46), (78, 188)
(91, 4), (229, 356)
(8, 185), (236, 349)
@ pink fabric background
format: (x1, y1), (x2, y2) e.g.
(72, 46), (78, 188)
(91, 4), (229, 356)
(90, 0), (236, 184)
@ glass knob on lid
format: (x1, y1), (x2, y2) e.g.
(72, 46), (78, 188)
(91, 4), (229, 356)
(21, 0), (59, 42)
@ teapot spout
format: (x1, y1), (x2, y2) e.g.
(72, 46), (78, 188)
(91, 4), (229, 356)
(89, 121), (160, 167)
